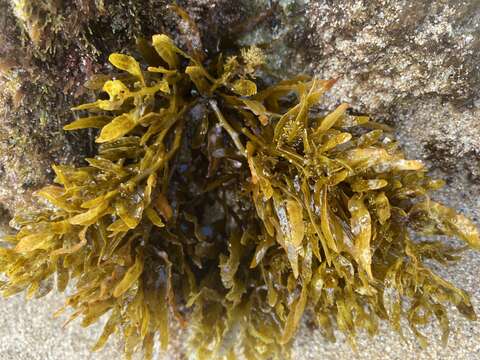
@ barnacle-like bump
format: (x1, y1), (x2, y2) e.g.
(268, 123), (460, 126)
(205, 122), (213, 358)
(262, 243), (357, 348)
(0, 31), (479, 360)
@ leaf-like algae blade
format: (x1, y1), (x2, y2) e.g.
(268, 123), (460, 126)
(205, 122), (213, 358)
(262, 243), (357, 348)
(109, 53), (145, 84)
(1, 31), (479, 360)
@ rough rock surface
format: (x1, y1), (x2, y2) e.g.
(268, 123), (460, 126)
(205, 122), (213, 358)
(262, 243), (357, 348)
(0, 0), (479, 359)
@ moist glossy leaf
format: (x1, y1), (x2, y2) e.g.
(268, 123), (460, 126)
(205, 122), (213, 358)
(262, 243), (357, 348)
(69, 201), (110, 225)
(81, 190), (118, 209)
(113, 251), (144, 298)
(152, 34), (180, 69)
(320, 187), (338, 252)
(393, 159), (424, 171)
(232, 79), (257, 96)
(348, 195), (373, 278)
(186, 65), (211, 94)
(97, 113), (137, 143)
(274, 197), (304, 278)
(319, 132), (352, 153)
(219, 233), (241, 289)
(34, 185), (78, 212)
(139, 79), (170, 95)
(115, 197), (144, 229)
(103, 79), (131, 98)
(357, 129), (383, 147)
(92, 308), (121, 351)
(109, 53), (145, 83)
(15, 233), (56, 252)
(145, 207), (165, 227)
(250, 236), (274, 268)
(51, 226), (88, 256)
(71, 99), (123, 111)
(281, 286), (307, 344)
(341, 147), (390, 169)
(285, 199), (305, 248)
(351, 179), (388, 192)
(241, 99), (269, 125)
(374, 192), (391, 225)
(410, 201), (480, 249)
(154, 193), (173, 222)
(147, 66), (176, 74)
(315, 103), (349, 134)
(64, 116), (111, 130)
(72, 80), (131, 111)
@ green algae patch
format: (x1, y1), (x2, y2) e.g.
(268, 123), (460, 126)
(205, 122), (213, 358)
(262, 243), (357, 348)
(0, 33), (479, 360)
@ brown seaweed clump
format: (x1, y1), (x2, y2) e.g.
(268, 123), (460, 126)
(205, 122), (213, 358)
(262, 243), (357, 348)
(0, 34), (479, 359)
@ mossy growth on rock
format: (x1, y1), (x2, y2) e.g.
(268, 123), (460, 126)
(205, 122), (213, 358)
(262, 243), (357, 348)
(0, 33), (479, 359)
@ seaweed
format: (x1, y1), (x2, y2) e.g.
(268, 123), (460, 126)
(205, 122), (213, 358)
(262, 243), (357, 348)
(0, 32), (479, 360)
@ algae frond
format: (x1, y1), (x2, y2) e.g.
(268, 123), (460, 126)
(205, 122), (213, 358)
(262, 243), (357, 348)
(0, 33), (479, 360)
